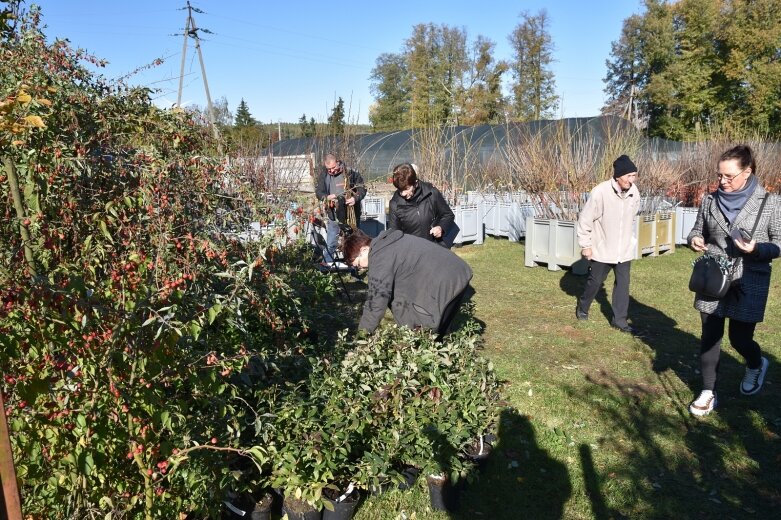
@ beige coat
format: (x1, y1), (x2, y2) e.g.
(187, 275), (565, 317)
(577, 178), (640, 264)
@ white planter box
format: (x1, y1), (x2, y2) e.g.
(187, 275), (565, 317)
(452, 204), (484, 245)
(484, 201), (511, 237)
(675, 207), (698, 244)
(361, 196), (385, 220)
(524, 217), (588, 274)
(508, 202), (535, 241)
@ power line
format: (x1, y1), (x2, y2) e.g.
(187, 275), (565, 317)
(207, 31), (368, 69)
(206, 12), (385, 54)
(200, 37), (369, 71)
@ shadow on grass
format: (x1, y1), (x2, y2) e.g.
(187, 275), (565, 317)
(558, 270), (781, 517)
(559, 269), (700, 390)
(454, 408), (572, 520)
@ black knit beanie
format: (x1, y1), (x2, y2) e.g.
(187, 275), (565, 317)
(613, 155), (637, 178)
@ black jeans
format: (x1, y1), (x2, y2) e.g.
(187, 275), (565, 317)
(699, 312), (762, 391)
(577, 260), (631, 327)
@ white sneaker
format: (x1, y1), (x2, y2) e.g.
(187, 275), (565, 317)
(689, 390), (717, 416)
(740, 356), (769, 395)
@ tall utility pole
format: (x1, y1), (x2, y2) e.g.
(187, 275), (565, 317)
(176, 2), (220, 144)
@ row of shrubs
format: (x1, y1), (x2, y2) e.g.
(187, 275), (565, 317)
(256, 320), (501, 511)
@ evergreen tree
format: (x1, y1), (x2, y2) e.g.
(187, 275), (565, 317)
(602, 14), (645, 124)
(645, 0), (720, 139)
(508, 10), (559, 121)
(298, 113), (315, 137)
(404, 23), (468, 127)
(604, 0), (781, 138)
(328, 97), (345, 134)
(234, 98), (255, 127)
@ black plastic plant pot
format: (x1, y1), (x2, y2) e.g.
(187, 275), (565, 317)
(282, 496), (322, 520)
(397, 466), (420, 491)
(322, 491), (359, 520)
(250, 491), (275, 520)
(466, 436), (493, 470)
(426, 474), (451, 512)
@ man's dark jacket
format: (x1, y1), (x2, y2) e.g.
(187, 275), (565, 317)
(315, 162), (366, 222)
(359, 229), (472, 333)
(388, 181), (454, 243)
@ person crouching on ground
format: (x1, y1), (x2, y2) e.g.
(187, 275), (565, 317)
(575, 154), (641, 334)
(342, 229), (472, 336)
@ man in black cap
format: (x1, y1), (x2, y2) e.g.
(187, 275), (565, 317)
(575, 155), (641, 334)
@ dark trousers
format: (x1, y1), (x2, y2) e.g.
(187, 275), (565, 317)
(699, 312), (762, 391)
(577, 260), (631, 327)
(437, 285), (471, 336)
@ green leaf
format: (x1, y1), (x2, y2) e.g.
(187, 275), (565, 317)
(98, 220), (113, 243)
(24, 178), (40, 212)
(187, 321), (202, 340)
(246, 446), (266, 464)
(207, 304), (222, 325)
(79, 452), (94, 475)
(142, 316), (157, 327)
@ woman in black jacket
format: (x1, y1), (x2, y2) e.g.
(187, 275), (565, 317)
(388, 163), (455, 247)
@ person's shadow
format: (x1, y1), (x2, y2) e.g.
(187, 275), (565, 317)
(453, 408), (572, 519)
(559, 269), (701, 394)
(560, 268), (781, 517)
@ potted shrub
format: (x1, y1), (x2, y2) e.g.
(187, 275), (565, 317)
(333, 322), (502, 512)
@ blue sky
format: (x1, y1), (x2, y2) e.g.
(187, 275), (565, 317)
(32, 1), (645, 125)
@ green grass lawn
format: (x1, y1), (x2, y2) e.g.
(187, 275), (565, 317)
(351, 237), (781, 520)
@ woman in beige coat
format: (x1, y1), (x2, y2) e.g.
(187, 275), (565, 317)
(576, 155), (641, 333)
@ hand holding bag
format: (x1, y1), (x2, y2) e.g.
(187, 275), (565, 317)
(688, 254), (732, 298)
(688, 195), (769, 299)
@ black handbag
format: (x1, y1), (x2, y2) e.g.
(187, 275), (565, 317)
(688, 254), (731, 298)
(688, 195), (769, 299)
